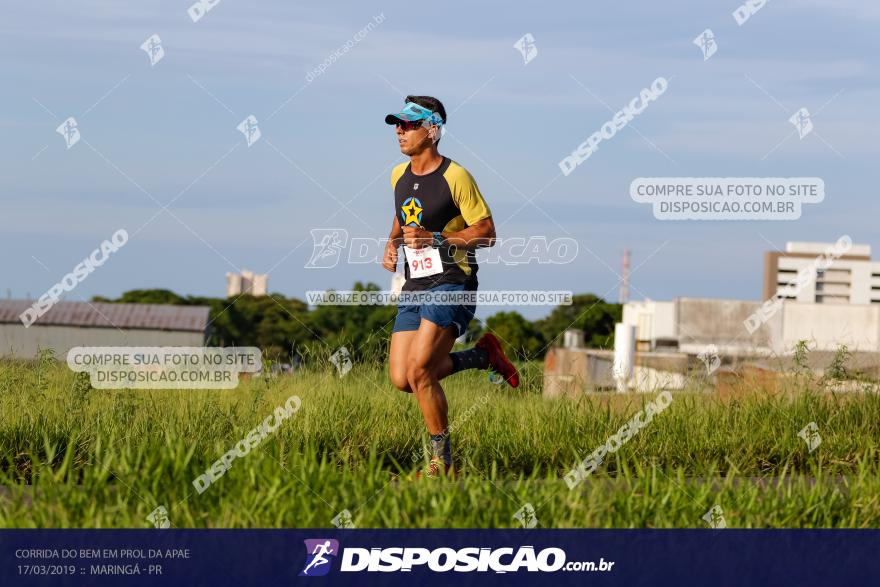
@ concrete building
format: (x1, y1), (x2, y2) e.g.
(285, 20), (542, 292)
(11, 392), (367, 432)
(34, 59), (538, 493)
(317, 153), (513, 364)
(546, 241), (880, 395)
(764, 241), (880, 305)
(542, 298), (880, 396)
(226, 269), (268, 297)
(0, 300), (209, 359)
(618, 241), (880, 355)
(622, 297), (880, 355)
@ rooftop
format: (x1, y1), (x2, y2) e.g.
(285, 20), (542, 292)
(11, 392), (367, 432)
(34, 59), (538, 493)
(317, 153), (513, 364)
(0, 300), (210, 332)
(785, 241), (871, 258)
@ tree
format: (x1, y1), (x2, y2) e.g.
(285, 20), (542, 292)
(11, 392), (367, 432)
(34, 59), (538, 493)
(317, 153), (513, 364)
(114, 289), (187, 305)
(91, 286), (619, 364)
(307, 282), (396, 362)
(535, 294), (621, 349)
(484, 311), (545, 361)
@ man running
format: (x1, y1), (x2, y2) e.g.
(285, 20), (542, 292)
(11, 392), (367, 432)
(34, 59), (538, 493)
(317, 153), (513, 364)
(381, 95), (519, 477)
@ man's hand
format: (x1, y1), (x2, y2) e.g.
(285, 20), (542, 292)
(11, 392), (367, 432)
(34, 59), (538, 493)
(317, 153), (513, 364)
(382, 240), (398, 272)
(402, 225), (433, 249)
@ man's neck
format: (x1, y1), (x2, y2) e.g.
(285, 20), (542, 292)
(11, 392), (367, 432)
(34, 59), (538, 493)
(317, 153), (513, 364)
(409, 148), (443, 176)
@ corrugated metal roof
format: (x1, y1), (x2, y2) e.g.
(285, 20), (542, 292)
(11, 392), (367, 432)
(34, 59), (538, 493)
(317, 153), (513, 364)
(0, 300), (209, 332)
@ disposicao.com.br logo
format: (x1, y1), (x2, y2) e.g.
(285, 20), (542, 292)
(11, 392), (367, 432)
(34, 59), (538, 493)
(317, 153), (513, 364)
(300, 539), (339, 577)
(300, 541), (613, 575)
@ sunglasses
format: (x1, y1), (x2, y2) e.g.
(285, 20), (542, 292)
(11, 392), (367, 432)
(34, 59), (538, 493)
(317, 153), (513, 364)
(394, 119), (426, 132)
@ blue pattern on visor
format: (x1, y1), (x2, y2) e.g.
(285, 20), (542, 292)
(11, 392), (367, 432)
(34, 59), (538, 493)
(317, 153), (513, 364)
(388, 102), (444, 127)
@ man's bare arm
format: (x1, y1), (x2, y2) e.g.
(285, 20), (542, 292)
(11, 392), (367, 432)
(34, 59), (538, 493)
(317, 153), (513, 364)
(383, 216), (403, 272)
(442, 217), (496, 250)
(401, 217), (496, 250)
(388, 215), (403, 246)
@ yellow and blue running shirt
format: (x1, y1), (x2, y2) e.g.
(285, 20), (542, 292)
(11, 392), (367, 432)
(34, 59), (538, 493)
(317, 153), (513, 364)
(391, 157), (491, 292)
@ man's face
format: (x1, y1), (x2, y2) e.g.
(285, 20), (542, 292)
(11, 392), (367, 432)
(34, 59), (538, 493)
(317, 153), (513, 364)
(395, 120), (433, 156)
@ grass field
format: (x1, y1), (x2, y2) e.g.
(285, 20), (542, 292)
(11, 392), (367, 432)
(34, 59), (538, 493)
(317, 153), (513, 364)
(1, 355), (879, 528)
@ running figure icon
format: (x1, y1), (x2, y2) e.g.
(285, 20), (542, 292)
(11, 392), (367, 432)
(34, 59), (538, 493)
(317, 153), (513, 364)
(302, 540), (335, 575)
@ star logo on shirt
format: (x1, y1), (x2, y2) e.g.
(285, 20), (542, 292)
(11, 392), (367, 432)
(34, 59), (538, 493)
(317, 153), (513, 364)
(401, 196), (423, 226)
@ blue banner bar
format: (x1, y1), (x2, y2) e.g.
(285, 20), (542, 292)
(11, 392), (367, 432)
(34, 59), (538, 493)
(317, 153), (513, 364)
(2, 529), (878, 586)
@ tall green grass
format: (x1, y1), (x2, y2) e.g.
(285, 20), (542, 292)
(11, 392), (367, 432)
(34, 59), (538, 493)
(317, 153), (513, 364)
(1, 358), (879, 528)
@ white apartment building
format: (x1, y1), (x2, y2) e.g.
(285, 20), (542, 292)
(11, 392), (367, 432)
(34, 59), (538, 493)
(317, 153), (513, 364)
(763, 241), (880, 305)
(226, 269), (268, 297)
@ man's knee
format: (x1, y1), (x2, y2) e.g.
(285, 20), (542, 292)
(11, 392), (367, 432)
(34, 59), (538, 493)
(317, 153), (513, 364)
(390, 370), (413, 393)
(407, 362), (434, 392)
(388, 349), (413, 392)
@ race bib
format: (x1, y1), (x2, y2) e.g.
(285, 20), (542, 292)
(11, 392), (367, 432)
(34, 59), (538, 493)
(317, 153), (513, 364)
(404, 246), (442, 278)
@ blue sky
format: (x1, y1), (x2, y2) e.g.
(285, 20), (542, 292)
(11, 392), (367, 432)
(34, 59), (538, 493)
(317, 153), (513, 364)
(2, 0), (878, 319)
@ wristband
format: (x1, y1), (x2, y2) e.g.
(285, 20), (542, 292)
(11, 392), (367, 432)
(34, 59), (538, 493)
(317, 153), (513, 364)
(432, 232), (446, 248)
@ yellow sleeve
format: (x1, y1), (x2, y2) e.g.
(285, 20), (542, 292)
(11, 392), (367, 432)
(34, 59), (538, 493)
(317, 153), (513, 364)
(443, 161), (492, 225)
(390, 162), (408, 190)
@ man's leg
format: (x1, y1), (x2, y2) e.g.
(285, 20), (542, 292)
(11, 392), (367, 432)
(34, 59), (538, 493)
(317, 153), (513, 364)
(426, 301), (519, 388)
(408, 318), (457, 472)
(435, 333), (521, 388)
(434, 348), (489, 380)
(434, 354), (454, 380)
(392, 332), (482, 403)
(407, 318), (458, 436)
(388, 330), (418, 392)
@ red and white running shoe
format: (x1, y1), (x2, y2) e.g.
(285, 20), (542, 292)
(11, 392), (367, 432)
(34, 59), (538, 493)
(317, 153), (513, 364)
(475, 332), (520, 388)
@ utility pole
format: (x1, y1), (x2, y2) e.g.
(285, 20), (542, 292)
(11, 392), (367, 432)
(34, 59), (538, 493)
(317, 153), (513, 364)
(619, 249), (630, 304)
